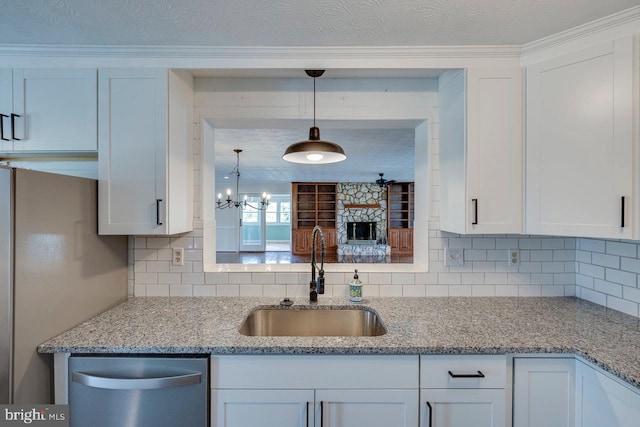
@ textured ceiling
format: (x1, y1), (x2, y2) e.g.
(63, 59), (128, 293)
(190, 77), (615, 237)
(0, 0), (636, 46)
(214, 128), (415, 187)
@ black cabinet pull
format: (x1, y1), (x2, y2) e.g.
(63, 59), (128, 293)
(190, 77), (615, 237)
(472, 198), (478, 225)
(621, 196), (625, 228)
(448, 370), (485, 378)
(426, 401), (432, 427)
(306, 402), (309, 427)
(156, 199), (163, 226)
(320, 401), (324, 427)
(0, 114), (8, 141)
(10, 114), (20, 140)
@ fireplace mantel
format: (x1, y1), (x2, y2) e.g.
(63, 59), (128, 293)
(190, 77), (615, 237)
(344, 203), (381, 209)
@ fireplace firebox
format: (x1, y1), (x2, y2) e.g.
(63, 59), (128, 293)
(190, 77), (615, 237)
(347, 221), (377, 244)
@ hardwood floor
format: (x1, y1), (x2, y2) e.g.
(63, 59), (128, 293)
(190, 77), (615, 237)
(216, 251), (413, 264)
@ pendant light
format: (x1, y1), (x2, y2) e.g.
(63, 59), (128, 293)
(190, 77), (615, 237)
(283, 70), (347, 164)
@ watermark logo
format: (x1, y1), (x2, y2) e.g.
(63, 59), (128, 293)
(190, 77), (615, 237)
(0, 406), (68, 426)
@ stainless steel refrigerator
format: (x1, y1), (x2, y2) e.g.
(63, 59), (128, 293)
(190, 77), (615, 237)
(0, 166), (128, 404)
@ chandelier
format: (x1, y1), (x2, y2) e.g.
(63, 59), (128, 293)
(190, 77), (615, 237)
(216, 149), (270, 210)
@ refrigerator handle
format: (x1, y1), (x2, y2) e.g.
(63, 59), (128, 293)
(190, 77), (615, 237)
(72, 371), (201, 390)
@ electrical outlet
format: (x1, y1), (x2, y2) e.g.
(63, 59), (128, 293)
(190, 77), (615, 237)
(509, 249), (520, 266)
(172, 248), (184, 266)
(444, 247), (464, 266)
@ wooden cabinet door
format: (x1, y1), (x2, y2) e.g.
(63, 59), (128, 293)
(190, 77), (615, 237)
(316, 389), (418, 427)
(212, 389), (314, 427)
(12, 68), (97, 151)
(389, 228), (412, 255)
(513, 358), (575, 427)
(292, 228), (311, 255)
(526, 37), (634, 239)
(421, 389), (506, 427)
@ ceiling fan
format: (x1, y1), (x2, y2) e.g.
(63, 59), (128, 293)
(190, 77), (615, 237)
(375, 173), (396, 189)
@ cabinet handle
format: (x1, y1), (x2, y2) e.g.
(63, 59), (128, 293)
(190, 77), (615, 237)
(306, 402), (309, 427)
(10, 114), (20, 140)
(472, 198), (478, 225)
(320, 401), (324, 427)
(0, 114), (8, 141)
(426, 401), (432, 427)
(156, 199), (163, 226)
(448, 370), (485, 378)
(621, 196), (625, 228)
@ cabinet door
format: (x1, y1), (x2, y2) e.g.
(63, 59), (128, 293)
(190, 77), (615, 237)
(575, 361), (640, 427)
(513, 357), (575, 427)
(98, 68), (169, 235)
(526, 37), (634, 239)
(421, 389), (505, 427)
(466, 68), (523, 234)
(292, 228), (311, 255)
(0, 69), (12, 151)
(12, 68), (97, 151)
(212, 389), (314, 427)
(316, 389), (418, 427)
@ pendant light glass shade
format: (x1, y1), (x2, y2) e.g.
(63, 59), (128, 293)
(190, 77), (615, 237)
(283, 70), (347, 164)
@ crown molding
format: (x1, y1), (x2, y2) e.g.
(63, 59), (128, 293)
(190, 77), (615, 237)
(0, 44), (521, 60)
(521, 5), (640, 57)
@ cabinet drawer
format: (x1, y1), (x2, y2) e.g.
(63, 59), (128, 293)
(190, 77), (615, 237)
(211, 355), (419, 389)
(420, 355), (506, 389)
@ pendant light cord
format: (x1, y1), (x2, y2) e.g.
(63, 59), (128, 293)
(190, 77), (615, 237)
(313, 76), (316, 128)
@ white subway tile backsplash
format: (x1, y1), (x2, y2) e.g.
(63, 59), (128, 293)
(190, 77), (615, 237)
(591, 253), (620, 269)
(606, 296), (638, 317)
(531, 273), (554, 285)
(135, 272), (158, 284)
(519, 238), (542, 250)
(402, 284), (426, 297)
(251, 272), (276, 284)
(157, 273), (182, 285)
(216, 285), (240, 296)
(145, 284), (170, 296)
(471, 285), (496, 296)
(594, 279), (622, 298)
(605, 268), (636, 287)
(193, 285), (216, 296)
(369, 272), (392, 285)
(495, 285), (518, 296)
(262, 285), (286, 297)
(239, 285), (264, 297)
(508, 273), (530, 285)
(461, 273), (485, 285)
(495, 238), (518, 249)
(542, 286), (565, 297)
(623, 286), (640, 303)
(448, 285), (472, 296)
(620, 257), (640, 274)
(464, 249), (487, 261)
(579, 238), (606, 253)
(578, 263), (605, 279)
(146, 261), (171, 273)
(146, 238), (170, 249)
(605, 241), (636, 258)
(170, 285), (193, 296)
(379, 285), (403, 297)
(205, 272), (229, 284)
(580, 288), (607, 305)
(541, 239), (565, 250)
(229, 272), (252, 284)
(519, 285), (542, 297)
(392, 273), (416, 285)
(182, 273), (205, 285)
(437, 273), (461, 285)
(425, 285), (449, 296)
(576, 274), (594, 289)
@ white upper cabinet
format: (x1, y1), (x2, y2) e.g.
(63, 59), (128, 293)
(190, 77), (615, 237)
(98, 69), (193, 235)
(525, 37), (635, 239)
(439, 68), (523, 235)
(0, 69), (97, 152)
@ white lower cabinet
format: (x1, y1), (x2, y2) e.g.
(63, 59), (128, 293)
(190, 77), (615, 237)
(420, 355), (507, 427)
(316, 389), (418, 427)
(575, 360), (640, 427)
(421, 389), (506, 427)
(513, 357), (575, 427)
(212, 389), (313, 427)
(210, 355), (419, 427)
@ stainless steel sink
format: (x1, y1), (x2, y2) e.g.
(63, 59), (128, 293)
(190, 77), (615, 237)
(239, 307), (387, 337)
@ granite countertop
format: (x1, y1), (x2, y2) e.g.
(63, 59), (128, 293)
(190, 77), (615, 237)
(39, 297), (640, 389)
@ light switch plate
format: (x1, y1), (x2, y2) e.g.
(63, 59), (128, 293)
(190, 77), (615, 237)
(444, 247), (464, 266)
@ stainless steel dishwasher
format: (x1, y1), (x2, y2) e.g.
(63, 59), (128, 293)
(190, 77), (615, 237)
(69, 355), (208, 427)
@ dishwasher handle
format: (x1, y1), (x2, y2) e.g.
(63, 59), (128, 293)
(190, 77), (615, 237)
(72, 371), (202, 390)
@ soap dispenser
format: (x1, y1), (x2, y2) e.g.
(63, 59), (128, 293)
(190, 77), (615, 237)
(349, 269), (363, 302)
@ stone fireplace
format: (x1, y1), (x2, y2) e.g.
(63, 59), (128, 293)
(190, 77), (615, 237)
(336, 183), (391, 260)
